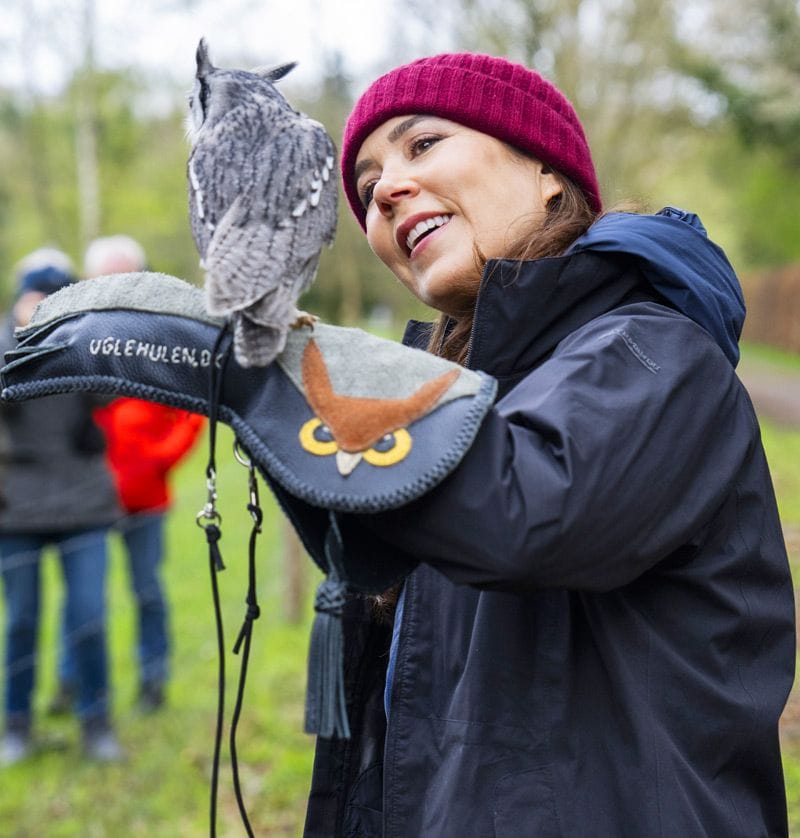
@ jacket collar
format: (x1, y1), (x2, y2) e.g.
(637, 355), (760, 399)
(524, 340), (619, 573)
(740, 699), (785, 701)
(405, 250), (649, 394)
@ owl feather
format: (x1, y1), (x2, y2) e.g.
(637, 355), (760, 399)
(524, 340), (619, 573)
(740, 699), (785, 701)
(186, 38), (338, 367)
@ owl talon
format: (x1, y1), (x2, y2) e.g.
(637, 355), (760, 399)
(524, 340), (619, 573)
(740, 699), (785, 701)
(292, 311), (318, 330)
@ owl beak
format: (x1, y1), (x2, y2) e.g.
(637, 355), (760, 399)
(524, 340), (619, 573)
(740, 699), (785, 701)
(335, 450), (363, 476)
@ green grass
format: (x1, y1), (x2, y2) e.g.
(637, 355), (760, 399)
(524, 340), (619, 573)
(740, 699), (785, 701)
(2, 379), (800, 835)
(786, 754), (800, 837)
(762, 422), (800, 525)
(0, 424), (319, 836)
(760, 416), (800, 837)
(742, 341), (800, 372)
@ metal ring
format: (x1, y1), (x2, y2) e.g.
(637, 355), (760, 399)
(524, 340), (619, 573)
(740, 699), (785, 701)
(195, 509), (222, 528)
(233, 439), (252, 468)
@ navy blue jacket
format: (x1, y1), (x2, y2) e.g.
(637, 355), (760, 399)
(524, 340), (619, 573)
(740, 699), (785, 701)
(296, 211), (795, 837)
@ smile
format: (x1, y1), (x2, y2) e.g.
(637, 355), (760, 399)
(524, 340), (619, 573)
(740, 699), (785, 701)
(405, 215), (452, 253)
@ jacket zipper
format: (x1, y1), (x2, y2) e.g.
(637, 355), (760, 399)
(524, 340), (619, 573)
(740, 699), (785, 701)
(382, 570), (415, 836)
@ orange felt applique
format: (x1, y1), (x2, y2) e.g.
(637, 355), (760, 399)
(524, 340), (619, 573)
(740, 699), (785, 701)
(300, 339), (458, 453)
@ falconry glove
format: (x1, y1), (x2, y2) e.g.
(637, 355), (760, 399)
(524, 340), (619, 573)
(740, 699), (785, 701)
(0, 272), (497, 736)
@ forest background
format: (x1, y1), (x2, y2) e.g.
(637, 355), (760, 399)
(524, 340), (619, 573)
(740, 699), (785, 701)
(0, 0), (799, 835)
(1, 0), (799, 319)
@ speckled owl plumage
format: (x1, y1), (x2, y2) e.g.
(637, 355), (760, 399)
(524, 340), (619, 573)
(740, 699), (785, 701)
(186, 38), (338, 367)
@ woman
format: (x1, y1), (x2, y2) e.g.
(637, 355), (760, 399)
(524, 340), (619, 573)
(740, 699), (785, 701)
(286, 52), (797, 837)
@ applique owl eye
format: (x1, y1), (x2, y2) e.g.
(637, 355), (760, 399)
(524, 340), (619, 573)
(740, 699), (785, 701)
(298, 339), (458, 476)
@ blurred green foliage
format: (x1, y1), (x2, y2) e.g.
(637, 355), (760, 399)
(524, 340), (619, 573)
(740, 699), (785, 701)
(0, 68), (201, 305)
(0, 0), (798, 321)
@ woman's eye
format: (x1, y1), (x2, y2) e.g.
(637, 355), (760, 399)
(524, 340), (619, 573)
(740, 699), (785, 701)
(360, 181), (376, 208)
(410, 135), (440, 156)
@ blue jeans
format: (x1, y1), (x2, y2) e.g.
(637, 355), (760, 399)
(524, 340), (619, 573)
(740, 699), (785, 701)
(60, 512), (169, 689)
(0, 528), (111, 724)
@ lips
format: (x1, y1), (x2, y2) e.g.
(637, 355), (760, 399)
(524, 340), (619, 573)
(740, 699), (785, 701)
(396, 213), (452, 256)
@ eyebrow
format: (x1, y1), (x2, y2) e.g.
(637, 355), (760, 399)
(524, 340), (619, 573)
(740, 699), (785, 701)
(353, 115), (432, 184)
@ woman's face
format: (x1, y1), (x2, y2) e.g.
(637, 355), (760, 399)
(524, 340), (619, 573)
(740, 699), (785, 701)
(355, 115), (563, 317)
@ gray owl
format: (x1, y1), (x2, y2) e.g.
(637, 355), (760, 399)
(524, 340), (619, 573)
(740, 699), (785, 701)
(186, 38), (338, 367)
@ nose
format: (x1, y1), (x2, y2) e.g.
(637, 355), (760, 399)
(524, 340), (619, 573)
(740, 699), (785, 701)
(372, 168), (419, 217)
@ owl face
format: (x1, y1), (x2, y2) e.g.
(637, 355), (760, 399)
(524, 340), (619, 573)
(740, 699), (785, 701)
(298, 339), (458, 476)
(300, 417), (413, 475)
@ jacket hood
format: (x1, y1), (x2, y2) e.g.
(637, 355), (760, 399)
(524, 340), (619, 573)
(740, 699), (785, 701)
(568, 207), (745, 366)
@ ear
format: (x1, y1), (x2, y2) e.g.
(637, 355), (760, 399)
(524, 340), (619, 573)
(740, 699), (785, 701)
(539, 166), (563, 207)
(196, 37), (214, 77)
(250, 61), (298, 83)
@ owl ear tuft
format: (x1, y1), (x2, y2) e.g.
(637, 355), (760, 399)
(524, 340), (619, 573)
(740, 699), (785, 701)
(251, 61), (298, 83)
(196, 37), (214, 76)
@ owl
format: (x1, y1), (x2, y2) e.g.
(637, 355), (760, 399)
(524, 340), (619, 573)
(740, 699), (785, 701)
(186, 38), (338, 368)
(298, 339), (459, 476)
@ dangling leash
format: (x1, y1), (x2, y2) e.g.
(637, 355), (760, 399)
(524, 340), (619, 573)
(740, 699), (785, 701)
(195, 324), (266, 837)
(195, 325), (231, 838)
(229, 440), (262, 837)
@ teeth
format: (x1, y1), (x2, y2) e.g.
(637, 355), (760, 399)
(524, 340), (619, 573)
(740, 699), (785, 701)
(406, 215), (451, 252)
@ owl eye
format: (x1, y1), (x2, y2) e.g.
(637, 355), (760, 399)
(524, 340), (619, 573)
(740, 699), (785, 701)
(362, 429), (412, 467)
(312, 423), (334, 444)
(299, 417), (337, 455)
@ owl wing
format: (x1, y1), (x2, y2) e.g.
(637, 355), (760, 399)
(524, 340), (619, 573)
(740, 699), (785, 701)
(187, 153), (211, 260)
(187, 97), (287, 262)
(204, 110), (338, 326)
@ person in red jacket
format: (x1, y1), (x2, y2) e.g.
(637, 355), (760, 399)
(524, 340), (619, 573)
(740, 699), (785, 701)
(92, 397), (204, 710)
(50, 236), (204, 713)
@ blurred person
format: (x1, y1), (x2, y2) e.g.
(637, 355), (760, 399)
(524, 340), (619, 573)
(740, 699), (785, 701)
(0, 248), (122, 765)
(49, 236), (204, 715)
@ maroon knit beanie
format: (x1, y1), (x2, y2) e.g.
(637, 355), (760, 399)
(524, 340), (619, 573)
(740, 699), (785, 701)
(341, 52), (602, 230)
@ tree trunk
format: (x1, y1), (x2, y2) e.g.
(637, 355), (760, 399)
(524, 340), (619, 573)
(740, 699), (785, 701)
(74, 0), (101, 250)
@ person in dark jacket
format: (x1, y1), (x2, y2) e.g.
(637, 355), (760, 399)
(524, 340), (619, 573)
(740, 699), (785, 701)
(0, 248), (123, 765)
(48, 235), (204, 716)
(282, 54), (795, 836)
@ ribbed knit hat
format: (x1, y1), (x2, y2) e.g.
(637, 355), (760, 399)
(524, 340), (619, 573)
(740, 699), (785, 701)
(341, 53), (602, 230)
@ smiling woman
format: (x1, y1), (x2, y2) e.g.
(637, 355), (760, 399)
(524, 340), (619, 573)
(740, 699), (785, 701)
(342, 56), (601, 364)
(274, 52), (796, 837)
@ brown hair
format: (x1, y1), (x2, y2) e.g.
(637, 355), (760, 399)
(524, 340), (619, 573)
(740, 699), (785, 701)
(426, 172), (599, 364)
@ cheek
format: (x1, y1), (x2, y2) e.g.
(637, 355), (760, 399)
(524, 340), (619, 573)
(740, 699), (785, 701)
(366, 225), (397, 268)
(473, 182), (544, 255)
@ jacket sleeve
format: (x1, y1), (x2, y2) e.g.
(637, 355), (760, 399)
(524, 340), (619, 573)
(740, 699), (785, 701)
(141, 408), (205, 469)
(335, 306), (759, 592)
(94, 400), (204, 470)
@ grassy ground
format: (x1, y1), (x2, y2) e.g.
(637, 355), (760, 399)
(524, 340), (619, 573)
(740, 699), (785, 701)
(1, 352), (799, 835)
(763, 417), (800, 837)
(743, 341), (800, 372)
(0, 424), (319, 836)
